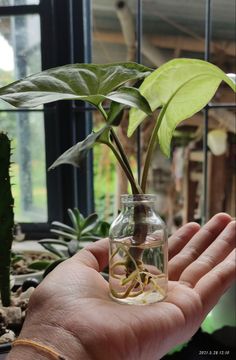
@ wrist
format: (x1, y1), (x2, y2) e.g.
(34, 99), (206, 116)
(7, 322), (90, 360)
(7, 344), (49, 360)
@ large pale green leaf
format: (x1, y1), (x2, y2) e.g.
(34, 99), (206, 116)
(128, 59), (236, 156)
(49, 126), (110, 169)
(0, 62), (151, 108)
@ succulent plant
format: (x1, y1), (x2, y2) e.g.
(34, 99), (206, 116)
(38, 208), (110, 276)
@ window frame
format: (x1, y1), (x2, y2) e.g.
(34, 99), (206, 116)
(0, 0), (94, 239)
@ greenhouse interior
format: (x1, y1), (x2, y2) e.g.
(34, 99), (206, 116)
(0, 0), (235, 359)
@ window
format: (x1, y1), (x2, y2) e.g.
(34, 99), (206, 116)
(0, 12), (46, 223)
(0, 0), (94, 238)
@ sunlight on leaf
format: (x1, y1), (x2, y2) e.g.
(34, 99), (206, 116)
(128, 59), (236, 156)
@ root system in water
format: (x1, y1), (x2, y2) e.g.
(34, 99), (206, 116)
(109, 239), (167, 305)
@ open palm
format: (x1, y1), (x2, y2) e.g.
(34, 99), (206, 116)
(13, 213), (235, 360)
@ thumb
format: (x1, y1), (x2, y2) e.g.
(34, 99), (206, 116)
(72, 238), (109, 272)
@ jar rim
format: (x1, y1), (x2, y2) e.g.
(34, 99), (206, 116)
(121, 194), (157, 203)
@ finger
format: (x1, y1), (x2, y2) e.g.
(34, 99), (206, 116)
(73, 238), (109, 271)
(168, 213), (232, 280)
(168, 222), (200, 260)
(194, 249), (236, 315)
(178, 220), (236, 288)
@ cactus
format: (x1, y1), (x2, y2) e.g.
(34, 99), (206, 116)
(0, 132), (14, 307)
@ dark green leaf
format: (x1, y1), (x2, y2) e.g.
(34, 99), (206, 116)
(107, 102), (125, 126)
(106, 87), (152, 115)
(38, 242), (65, 258)
(74, 208), (85, 230)
(39, 239), (69, 247)
(81, 213), (99, 234)
(96, 221), (110, 237)
(0, 63), (151, 108)
(28, 260), (53, 271)
(50, 229), (77, 240)
(49, 126), (110, 169)
(67, 208), (80, 233)
(50, 221), (77, 234)
(11, 255), (24, 264)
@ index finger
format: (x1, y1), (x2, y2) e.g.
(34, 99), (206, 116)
(168, 213), (232, 280)
(168, 222), (200, 260)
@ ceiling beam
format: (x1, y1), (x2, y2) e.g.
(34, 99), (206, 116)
(93, 31), (235, 57)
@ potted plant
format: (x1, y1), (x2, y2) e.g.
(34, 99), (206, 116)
(0, 59), (235, 306)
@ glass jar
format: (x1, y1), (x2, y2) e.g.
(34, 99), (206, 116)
(109, 194), (168, 305)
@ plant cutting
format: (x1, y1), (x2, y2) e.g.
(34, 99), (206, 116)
(0, 59), (235, 305)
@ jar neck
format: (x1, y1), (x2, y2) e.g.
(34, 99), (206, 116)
(120, 194), (157, 210)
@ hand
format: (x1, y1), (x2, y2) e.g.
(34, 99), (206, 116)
(8, 213), (235, 360)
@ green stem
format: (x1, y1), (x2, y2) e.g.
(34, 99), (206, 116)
(141, 105), (167, 192)
(99, 104), (135, 179)
(110, 129), (135, 182)
(98, 104), (142, 194)
(106, 142), (141, 194)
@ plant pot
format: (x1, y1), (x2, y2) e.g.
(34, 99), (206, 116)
(0, 342), (11, 356)
(0, 345), (10, 359)
(109, 194), (168, 305)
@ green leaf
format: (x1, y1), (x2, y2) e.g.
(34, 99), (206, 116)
(107, 102), (125, 126)
(81, 213), (99, 234)
(106, 87), (152, 115)
(28, 260), (53, 271)
(11, 255), (24, 264)
(96, 221), (110, 237)
(49, 126), (110, 169)
(50, 221), (77, 234)
(50, 229), (77, 240)
(39, 243), (65, 258)
(0, 62), (151, 108)
(67, 208), (80, 233)
(128, 59), (236, 156)
(38, 239), (69, 247)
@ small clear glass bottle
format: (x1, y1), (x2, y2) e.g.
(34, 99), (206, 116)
(109, 194), (168, 305)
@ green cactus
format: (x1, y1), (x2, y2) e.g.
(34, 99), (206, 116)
(0, 132), (14, 307)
